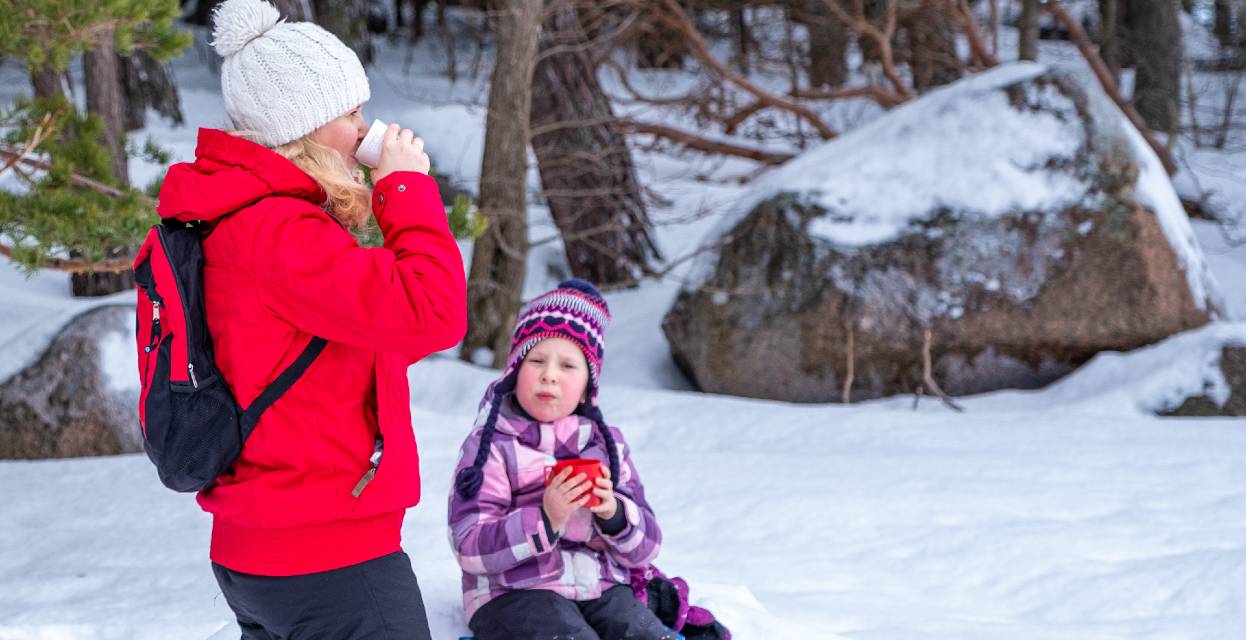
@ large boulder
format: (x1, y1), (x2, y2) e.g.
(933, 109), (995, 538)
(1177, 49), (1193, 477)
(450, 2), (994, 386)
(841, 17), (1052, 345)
(664, 63), (1223, 403)
(0, 305), (141, 458)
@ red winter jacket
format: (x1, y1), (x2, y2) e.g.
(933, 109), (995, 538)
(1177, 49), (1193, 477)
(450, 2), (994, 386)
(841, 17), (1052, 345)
(156, 129), (467, 576)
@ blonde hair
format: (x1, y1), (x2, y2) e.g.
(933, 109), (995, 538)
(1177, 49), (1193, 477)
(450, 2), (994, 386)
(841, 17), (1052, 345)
(232, 130), (373, 232)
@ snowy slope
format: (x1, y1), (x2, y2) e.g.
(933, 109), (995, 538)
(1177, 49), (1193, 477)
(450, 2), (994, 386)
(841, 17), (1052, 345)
(5, 339), (1246, 639)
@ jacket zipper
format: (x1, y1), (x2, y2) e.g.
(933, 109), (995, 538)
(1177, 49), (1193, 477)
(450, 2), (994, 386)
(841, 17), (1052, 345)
(351, 440), (384, 497)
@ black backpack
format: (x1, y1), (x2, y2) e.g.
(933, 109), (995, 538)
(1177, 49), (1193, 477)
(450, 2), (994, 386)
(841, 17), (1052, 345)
(132, 220), (326, 492)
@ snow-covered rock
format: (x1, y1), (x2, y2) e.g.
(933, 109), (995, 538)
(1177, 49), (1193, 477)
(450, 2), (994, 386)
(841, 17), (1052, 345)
(1162, 345), (1246, 416)
(0, 306), (141, 459)
(664, 63), (1223, 403)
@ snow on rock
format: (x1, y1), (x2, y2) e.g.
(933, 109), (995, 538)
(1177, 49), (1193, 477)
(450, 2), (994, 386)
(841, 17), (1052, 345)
(667, 63), (1223, 403)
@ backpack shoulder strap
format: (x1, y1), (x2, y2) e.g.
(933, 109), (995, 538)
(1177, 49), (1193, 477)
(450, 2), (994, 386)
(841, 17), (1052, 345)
(240, 336), (329, 432)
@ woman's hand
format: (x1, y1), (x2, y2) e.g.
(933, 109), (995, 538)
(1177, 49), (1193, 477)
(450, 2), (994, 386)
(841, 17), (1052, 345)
(372, 124), (430, 183)
(587, 465), (618, 521)
(542, 467), (592, 533)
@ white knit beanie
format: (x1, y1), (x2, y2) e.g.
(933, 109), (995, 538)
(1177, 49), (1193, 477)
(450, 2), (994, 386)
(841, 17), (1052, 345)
(211, 0), (370, 147)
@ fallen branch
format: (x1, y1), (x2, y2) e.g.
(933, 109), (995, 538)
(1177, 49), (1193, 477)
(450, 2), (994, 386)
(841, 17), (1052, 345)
(920, 328), (964, 412)
(842, 321), (855, 404)
(618, 118), (796, 165)
(1042, 0), (1178, 175)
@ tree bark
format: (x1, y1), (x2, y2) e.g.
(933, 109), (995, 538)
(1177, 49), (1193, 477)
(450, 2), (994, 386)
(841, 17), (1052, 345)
(79, 29), (135, 298)
(901, 3), (962, 92)
(731, 8), (751, 74)
(84, 31), (128, 187)
(1019, 0), (1040, 61)
(461, 0), (543, 367)
(531, 2), (660, 289)
(792, 0), (849, 88)
(120, 51), (184, 132)
(411, 0), (437, 41)
(71, 270), (135, 297)
(29, 66), (67, 100)
(1126, 0), (1182, 134)
(1100, 0), (1122, 83)
(1214, 0), (1233, 46)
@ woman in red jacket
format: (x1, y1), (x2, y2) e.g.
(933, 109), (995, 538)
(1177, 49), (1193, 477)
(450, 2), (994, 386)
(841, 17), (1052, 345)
(154, 0), (466, 637)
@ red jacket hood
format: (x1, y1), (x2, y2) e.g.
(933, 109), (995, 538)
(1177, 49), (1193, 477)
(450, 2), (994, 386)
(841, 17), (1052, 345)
(157, 128), (326, 223)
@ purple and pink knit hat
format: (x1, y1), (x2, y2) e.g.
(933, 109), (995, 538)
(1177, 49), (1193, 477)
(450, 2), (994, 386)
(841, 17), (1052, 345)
(505, 278), (611, 407)
(454, 279), (618, 499)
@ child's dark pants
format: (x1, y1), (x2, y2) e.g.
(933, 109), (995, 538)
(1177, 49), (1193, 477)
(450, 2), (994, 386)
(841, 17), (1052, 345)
(469, 584), (678, 640)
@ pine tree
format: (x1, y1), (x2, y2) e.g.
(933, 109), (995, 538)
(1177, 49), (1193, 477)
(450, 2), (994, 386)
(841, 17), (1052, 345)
(0, 0), (190, 292)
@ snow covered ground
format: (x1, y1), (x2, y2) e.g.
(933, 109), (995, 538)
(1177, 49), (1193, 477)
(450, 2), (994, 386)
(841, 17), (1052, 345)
(3, 13), (1246, 640)
(5, 327), (1246, 640)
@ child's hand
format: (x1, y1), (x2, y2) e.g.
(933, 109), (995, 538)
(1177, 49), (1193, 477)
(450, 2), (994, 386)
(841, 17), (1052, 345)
(543, 467), (592, 533)
(588, 465), (618, 521)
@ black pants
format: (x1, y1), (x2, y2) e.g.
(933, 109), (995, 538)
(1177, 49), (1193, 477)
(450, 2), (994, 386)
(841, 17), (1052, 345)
(469, 584), (678, 640)
(211, 551), (433, 640)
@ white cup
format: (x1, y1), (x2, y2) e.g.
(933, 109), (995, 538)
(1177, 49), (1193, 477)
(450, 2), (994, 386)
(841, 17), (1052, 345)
(354, 119), (388, 168)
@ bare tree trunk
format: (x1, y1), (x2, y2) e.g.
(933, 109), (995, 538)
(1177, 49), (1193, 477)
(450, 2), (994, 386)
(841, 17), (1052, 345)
(902, 3), (962, 92)
(1127, 0), (1182, 134)
(531, 2), (660, 289)
(1019, 0), (1040, 61)
(120, 51), (184, 132)
(410, 0), (432, 41)
(1214, 0), (1233, 46)
(29, 66), (67, 100)
(461, 0), (543, 367)
(79, 28), (136, 298)
(793, 0), (849, 88)
(1100, 0), (1122, 83)
(84, 32), (128, 187)
(731, 8), (751, 74)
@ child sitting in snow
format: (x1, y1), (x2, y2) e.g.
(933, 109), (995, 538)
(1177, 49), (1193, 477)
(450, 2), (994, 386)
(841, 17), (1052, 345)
(447, 279), (679, 639)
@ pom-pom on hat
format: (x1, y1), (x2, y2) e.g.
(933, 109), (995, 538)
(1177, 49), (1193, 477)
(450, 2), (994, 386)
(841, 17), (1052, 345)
(211, 0), (370, 147)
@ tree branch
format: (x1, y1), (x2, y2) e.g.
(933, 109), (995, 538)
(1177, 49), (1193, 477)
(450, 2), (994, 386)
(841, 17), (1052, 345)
(653, 0), (838, 139)
(0, 242), (134, 273)
(1042, 0), (1178, 175)
(920, 328), (964, 412)
(820, 0), (914, 101)
(618, 118), (795, 165)
(956, 0), (999, 68)
(0, 144), (156, 205)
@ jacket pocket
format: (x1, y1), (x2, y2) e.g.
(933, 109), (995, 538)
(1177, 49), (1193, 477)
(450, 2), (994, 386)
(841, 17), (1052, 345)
(496, 549), (565, 590)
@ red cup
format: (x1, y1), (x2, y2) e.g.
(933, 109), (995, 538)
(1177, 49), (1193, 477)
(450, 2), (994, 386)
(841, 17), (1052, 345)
(544, 458), (604, 507)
